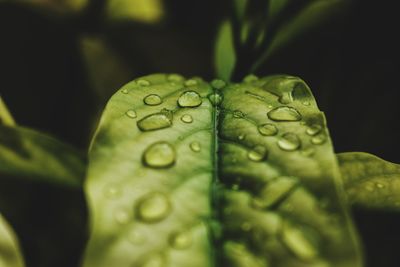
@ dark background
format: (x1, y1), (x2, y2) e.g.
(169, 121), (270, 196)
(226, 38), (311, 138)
(0, 0), (399, 266)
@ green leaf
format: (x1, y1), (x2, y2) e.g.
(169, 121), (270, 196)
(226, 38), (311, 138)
(252, 0), (350, 72)
(0, 96), (15, 127)
(0, 125), (86, 188)
(0, 0), (88, 15)
(218, 75), (363, 266)
(338, 152), (400, 211)
(83, 74), (216, 267)
(214, 21), (237, 81)
(0, 213), (25, 267)
(83, 74), (364, 267)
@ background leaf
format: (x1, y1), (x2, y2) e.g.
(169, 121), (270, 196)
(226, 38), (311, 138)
(0, 213), (25, 267)
(214, 20), (236, 81)
(0, 97), (15, 127)
(338, 152), (400, 211)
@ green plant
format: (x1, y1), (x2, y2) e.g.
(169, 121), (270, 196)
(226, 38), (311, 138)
(1, 1), (399, 267)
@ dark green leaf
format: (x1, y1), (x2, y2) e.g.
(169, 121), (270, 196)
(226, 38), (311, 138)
(0, 213), (25, 267)
(0, 125), (86, 188)
(214, 21), (237, 81)
(338, 152), (400, 211)
(218, 75), (363, 266)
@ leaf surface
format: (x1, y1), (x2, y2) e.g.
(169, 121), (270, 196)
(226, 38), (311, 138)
(218, 75), (363, 266)
(0, 213), (25, 267)
(338, 152), (400, 211)
(83, 74), (216, 267)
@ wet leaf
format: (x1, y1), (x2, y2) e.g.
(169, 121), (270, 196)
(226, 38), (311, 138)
(338, 152), (400, 211)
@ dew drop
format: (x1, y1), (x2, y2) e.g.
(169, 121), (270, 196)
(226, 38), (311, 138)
(302, 101), (310, 106)
(233, 110), (245, 118)
(258, 123), (278, 136)
(103, 184), (121, 199)
(311, 134), (326, 145)
(143, 141), (175, 168)
(300, 147), (315, 157)
(137, 109), (173, 131)
(208, 92), (224, 106)
(281, 222), (318, 261)
(138, 79), (151, 86)
(306, 124), (322, 136)
(167, 74), (184, 82)
(169, 231), (192, 249)
(114, 208), (130, 224)
(178, 91), (202, 107)
(211, 79), (226, 89)
(121, 88), (129, 94)
(190, 141), (201, 152)
(248, 145), (267, 162)
(278, 133), (301, 151)
(267, 106), (302, 121)
(144, 94), (162, 106)
(181, 114), (193, 123)
(279, 92), (293, 104)
(135, 192), (171, 223)
(140, 254), (165, 267)
(251, 177), (297, 209)
(129, 229), (146, 245)
(184, 79), (198, 86)
(243, 74), (259, 83)
(126, 109), (137, 118)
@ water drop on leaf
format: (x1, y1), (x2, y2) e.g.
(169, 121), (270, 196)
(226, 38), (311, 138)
(278, 133), (301, 151)
(281, 222), (318, 261)
(135, 192), (171, 223)
(267, 106), (302, 121)
(211, 79), (226, 89)
(137, 109), (173, 131)
(144, 94), (162, 106)
(233, 110), (245, 118)
(121, 88), (129, 94)
(184, 79), (198, 86)
(167, 74), (184, 82)
(126, 109), (137, 118)
(311, 134), (326, 145)
(114, 208), (130, 224)
(169, 231), (192, 249)
(190, 141), (201, 152)
(181, 114), (193, 123)
(258, 123), (278, 136)
(243, 74), (259, 83)
(248, 145), (267, 161)
(138, 79), (151, 86)
(208, 92), (224, 106)
(143, 141), (175, 168)
(306, 124), (322, 136)
(178, 91), (202, 107)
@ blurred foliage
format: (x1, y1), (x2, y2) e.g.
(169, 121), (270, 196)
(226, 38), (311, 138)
(0, 0), (399, 266)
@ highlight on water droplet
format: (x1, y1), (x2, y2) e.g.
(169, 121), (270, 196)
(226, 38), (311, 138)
(184, 79), (198, 86)
(208, 92), (224, 106)
(211, 79), (226, 89)
(306, 124), (322, 136)
(121, 88), (129, 94)
(178, 91), (202, 107)
(143, 141), (175, 168)
(267, 106), (302, 122)
(126, 109), (137, 119)
(114, 207), (130, 224)
(169, 230), (192, 249)
(167, 74), (184, 82)
(248, 145), (267, 162)
(302, 101), (310, 106)
(190, 141), (201, 152)
(181, 114), (193, 123)
(129, 229), (147, 245)
(137, 79), (151, 86)
(258, 123), (278, 136)
(277, 133), (301, 151)
(144, 94), (162, 106)
(137, 109), (173, 131)
(135, 192), (172, 223)
(311, 134), (326, 145)
(103, 183), (122, 199)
